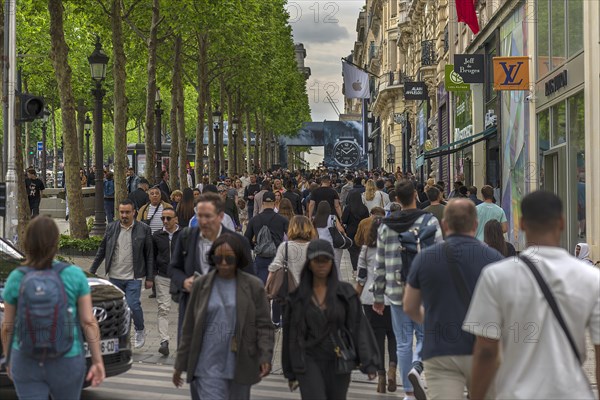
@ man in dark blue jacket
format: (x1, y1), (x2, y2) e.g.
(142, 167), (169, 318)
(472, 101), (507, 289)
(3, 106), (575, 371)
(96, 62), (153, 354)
(168, 192), (252, 342)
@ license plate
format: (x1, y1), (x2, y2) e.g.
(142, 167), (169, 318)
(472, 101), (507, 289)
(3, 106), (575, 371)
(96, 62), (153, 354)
(84, 338), (119, 358)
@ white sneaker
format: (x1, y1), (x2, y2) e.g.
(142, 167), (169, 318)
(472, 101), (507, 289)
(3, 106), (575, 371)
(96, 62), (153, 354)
(403, 396), (416, 400)
(134, 330), (146, 349)
(408, 367), (427, 400)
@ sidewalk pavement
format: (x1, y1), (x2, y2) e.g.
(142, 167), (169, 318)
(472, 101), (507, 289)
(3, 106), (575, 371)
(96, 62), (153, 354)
(55, 218), (597, 388)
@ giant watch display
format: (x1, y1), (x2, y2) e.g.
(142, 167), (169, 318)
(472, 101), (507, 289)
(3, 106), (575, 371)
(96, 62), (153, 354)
(332, 137), (361, 167)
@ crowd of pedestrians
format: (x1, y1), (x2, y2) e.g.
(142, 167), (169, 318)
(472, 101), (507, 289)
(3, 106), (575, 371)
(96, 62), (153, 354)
(8, 165), (599, 400)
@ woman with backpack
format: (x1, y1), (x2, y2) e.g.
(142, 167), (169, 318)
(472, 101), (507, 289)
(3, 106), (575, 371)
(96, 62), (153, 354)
(356, 217), (398, 394)
(0, 216), (105, 398)
(282, 239), (379, 399)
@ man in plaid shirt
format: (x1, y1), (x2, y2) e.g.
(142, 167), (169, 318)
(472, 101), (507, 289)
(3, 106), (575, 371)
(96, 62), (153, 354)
(373, 180), (443, 400)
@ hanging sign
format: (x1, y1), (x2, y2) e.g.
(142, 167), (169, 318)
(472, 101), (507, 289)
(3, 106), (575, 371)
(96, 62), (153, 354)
(493, 56), (530, 91)
(404, 82), (429, 100)
(445, 65), (470, 91)
(454, 54), (485, 83)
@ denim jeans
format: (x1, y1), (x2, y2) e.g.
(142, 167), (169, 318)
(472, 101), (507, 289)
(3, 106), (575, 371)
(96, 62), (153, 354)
(104, 198), (115, 222)
(390, 303), (424, 393)
(110, 278), (144, 331)
(10, 349), (85, 399)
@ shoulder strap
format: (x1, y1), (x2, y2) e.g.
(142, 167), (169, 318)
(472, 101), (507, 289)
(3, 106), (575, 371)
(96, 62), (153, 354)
(443, 242), (471, 308)
(52, 261), (71, 274)
(147, 204), (161, 222)
(419, 213), (433, 230)
(520, 255), (582, 364)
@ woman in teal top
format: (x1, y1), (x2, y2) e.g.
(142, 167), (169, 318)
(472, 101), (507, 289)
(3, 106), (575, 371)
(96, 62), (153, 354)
(0, 216), (105, 398)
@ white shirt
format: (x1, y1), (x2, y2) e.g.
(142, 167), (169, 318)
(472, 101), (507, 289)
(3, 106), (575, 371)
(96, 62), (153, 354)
(222, 213), (236, 231)
(147, 203), (164, 234)
(268, 241), (309, 284)
(196, 226), (223, 275)
(463, 246), (600, 399)
(361, 191), (389, 212)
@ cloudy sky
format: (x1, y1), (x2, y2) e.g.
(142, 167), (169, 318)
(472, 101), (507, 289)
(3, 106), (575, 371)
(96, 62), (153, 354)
(288, 1), (364, 164)
(289, 0), (364, 122)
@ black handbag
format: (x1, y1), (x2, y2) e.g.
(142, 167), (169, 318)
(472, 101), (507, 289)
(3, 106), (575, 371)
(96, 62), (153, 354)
(330, 327), (357, 374)
(329, 217), (353, 249)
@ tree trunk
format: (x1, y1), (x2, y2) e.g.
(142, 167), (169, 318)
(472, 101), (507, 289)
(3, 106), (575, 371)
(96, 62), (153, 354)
(144, 0), (160, 182)
(254, 111), (259, 172)
(177, 39), (187, 190)
(245, 109), (251, 173)
(52, 106), (58, 188)
(168, 35), (182, 191)
(77, 99), (85, 167)
(0, 0), (4, 178)
(207, 85), (214, 182)
(226, 89), (234, 177)
(16, 122), (29, 247)
(112, 0), (128, 215)
(218, 78), (225, 178)
(194, 33), (207, 184)
(48, 0), (88, 238)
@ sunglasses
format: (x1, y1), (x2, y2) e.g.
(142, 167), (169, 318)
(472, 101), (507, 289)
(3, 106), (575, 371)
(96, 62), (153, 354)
(210, 255), (236, 265)
(160, 216), (173, 221)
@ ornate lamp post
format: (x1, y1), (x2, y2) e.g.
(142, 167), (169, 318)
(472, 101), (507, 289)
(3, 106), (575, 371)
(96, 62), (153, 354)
(41, 109), (50, 185)
(231, 116), (239, 174)
(88, 37), (109, 236)
(154, 88), (163, 182)
(84, 114), (92, 174)
(212, 107), (222, 177)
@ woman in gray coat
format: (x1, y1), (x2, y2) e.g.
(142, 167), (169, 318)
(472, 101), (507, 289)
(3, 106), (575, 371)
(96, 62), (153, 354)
(172, 233), (274, 399)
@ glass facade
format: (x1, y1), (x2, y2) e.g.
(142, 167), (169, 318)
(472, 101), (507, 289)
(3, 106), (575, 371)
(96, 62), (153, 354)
(537, 91), (585, 251)
(536, 0), (583, 78)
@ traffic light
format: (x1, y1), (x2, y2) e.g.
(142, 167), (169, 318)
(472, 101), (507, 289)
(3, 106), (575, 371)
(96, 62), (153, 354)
(19, 93), (45, 122)
(28, 147), (34, 155)
(0, 182), (6, 217)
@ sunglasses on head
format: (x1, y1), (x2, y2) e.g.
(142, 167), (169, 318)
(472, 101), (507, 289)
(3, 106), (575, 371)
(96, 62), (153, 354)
(210, 255), (236, 265)
(160, 216), (173, 221)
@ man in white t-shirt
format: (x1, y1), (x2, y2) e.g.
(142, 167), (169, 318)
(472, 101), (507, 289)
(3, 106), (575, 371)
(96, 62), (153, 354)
(463, 190), (600, 399)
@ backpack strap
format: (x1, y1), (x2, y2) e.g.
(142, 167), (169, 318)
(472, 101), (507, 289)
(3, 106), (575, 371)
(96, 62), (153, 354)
(52, 261), (71, 274)
(418, 213), (433, 231)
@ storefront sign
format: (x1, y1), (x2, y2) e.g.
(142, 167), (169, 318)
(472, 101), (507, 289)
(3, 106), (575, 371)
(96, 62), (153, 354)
(492, 56), (530, 90)
(445, 65), (470, 91)
(454, 54), (485, 83)
(544, 70), (568, 96)
(404, 82), (429, 100)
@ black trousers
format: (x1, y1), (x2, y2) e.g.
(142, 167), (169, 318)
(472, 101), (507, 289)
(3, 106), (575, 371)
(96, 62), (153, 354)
(363, 305), (397, 372)
(297, 355), (351, 400)
(347, 244), (361, 271)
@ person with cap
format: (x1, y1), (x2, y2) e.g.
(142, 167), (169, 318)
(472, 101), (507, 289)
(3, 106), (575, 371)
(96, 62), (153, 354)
(282, 239), (380, 399)
(245, 191), (289, 326)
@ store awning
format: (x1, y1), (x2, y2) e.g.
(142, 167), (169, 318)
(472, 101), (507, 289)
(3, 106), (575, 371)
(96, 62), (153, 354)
(423, 125), (497, 160)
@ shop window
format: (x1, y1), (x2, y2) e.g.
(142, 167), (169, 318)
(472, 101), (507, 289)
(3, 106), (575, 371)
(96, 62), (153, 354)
(537, 0), (550, 78)
(537, 109), (550, 190)
(567, 0), (583, 57)
(568, 91), (585, 245)
(536, 0), (581, 78)
(551, 101), (566, 146)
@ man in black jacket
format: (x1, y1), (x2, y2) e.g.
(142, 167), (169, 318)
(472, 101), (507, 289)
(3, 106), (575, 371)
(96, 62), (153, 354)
(168, 193), (252, 342)
(244, 174), (261, 220)
(158, 170), (171, 198)
(283, 184), (303, 215)
(152, 207), (181, 357)
(128, 178), (150, 212)
(90, 198), (154, 349)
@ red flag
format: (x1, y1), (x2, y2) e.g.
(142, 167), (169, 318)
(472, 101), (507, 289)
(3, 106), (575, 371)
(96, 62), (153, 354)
(456, 0), (480, 35)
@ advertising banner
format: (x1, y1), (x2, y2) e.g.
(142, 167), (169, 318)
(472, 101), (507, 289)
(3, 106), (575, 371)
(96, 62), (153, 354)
(493, 56), (530, 90)
(445, 65), (470, 91)
(454, 54), (485, 83)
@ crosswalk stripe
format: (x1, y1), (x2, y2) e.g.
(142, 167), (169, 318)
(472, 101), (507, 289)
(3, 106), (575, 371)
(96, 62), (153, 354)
(97, 362), (402, 400)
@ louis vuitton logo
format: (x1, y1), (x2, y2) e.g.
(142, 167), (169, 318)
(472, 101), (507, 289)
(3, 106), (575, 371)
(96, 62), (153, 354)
(499, 61), (524, 86)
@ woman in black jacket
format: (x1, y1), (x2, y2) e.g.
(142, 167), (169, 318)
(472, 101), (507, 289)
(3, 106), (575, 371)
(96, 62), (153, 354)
(282, 239), (379, 399)
(341, 192), (370, 273)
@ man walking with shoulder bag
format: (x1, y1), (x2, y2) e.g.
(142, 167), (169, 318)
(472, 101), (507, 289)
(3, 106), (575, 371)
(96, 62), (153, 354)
(403, 199), (504, 399)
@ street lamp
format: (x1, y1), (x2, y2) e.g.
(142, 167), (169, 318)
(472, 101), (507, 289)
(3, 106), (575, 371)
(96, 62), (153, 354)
(271, 138), (276, 168)
(212, 107), (222, 177)
(88, 36), (109, 236)
(231, 116), (239, 174)
(84, 114), (92, 174)
(154, 88), (163, 182)
(41, 109), (50, 185)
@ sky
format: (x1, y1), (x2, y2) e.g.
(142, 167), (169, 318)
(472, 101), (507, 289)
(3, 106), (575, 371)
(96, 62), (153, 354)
(288, 0), (364, 165)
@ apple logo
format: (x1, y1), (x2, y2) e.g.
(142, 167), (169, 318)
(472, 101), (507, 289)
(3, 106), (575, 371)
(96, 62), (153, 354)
(352, 80), (362, 91)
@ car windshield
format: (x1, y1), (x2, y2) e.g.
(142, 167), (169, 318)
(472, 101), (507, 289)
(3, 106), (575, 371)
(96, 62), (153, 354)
(0, 238), (25, 286)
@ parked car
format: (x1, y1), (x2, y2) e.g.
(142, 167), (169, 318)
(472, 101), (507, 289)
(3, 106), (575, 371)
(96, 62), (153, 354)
(0, 238), (132, 386)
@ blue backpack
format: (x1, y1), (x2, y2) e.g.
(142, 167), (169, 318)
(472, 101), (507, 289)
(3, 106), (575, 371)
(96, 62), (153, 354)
(398, 213), (438, 283)
(16, 262), (75, 360)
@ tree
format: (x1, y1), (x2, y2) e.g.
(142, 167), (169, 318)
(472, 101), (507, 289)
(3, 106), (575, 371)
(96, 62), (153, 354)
(48, 0), (88, 238)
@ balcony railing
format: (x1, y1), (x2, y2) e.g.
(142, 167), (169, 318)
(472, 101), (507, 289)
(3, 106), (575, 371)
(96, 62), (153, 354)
(421, 39), (436, 66)
(443, 25), (449, 54)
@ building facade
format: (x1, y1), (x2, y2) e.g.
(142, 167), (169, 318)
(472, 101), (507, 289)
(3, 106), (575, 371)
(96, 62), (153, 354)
(346, 0), (598, 257)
